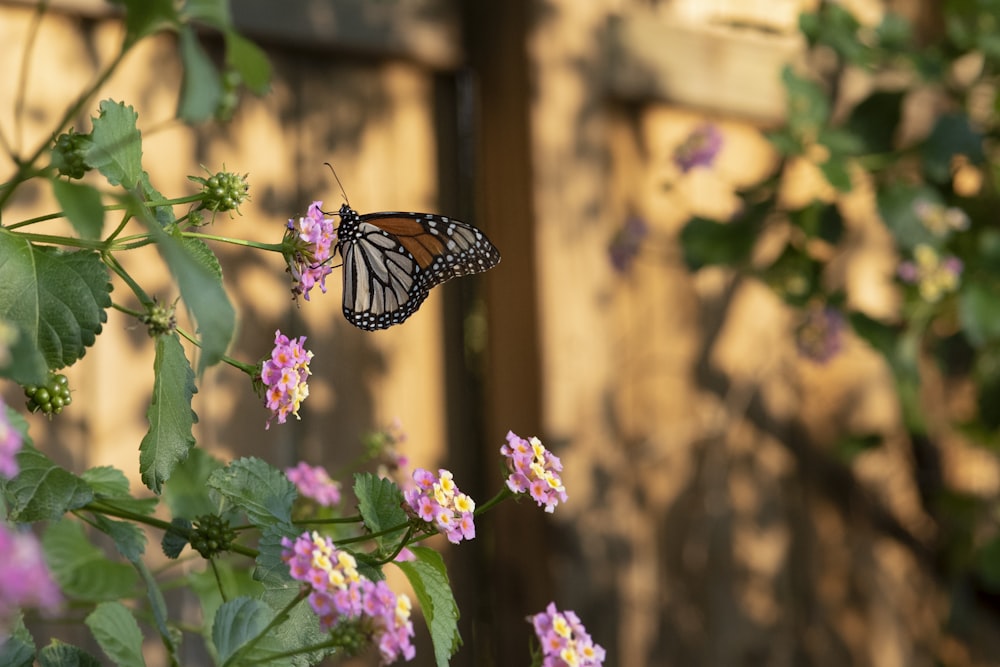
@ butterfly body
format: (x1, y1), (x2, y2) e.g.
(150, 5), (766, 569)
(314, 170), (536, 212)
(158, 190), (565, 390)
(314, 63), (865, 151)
(336, 204), (501, 330)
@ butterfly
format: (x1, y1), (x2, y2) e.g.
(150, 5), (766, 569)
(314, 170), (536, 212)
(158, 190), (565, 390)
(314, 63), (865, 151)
(335, 204), (501, 331)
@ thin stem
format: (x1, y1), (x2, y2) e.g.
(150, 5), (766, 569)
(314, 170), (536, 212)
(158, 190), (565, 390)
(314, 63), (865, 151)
(474, 486), (515, 516)
(7, 230), (107, 251)
(334, 521), (412, 547)
(209, 558), (229, 603)
(374, 525), (416, 565)
(292, 514), (365, 526)
(104, 253), (152, 306)
(182, 231), (286, 253)
(10, 0), (49, 157)
(243, 636), (343, 666)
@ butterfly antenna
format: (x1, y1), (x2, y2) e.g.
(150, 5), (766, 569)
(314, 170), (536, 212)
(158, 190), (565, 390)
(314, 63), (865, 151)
(324, 163), (350, 208)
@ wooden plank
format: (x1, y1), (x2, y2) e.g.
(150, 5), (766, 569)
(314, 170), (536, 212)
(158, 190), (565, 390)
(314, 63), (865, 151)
(606, 9), (805, 124)
(0, 0), (463, 69)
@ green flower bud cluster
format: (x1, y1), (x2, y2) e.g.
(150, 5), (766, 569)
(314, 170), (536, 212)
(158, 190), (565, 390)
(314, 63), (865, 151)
(193, 170), (249, 213)
(190, 514), (236, 558)
(51, 131), (91, 180)
(24, 373), (72, 415)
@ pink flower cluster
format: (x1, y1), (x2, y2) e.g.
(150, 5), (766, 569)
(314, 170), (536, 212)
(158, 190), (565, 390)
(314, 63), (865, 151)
(0, 398), (22, 478)
(286, 462), (341, 507)
(286, 201), (336, 301)
(673, 123), (723, 173)
(501, 432), (567, 513)
(261, 330), (313, 429)
(403, 469), (476, 544)
(531, 602), (605, 667)
(281, 531), (415, 664)
(0, 523), (62, 633)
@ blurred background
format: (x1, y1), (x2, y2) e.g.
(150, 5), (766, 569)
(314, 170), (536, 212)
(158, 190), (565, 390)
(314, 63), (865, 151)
(4, 0), (1000, 665)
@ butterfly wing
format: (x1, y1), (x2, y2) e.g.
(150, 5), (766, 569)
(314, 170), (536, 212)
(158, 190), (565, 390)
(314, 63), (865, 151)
(336, 206), (500, 330)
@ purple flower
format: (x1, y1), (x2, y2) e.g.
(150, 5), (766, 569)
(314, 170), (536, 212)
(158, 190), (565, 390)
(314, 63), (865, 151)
(402, 469), (476, 544)
(0, 523), (62, 633)
(284, 201), (337, 301)
(286, 462), (341, 507)
(795, 305), (845, 364)
(674, 123), (723, 173)
(608, 216), (649, 274)
(281, 532), (415, 663)
(0, 398), (23, 478)
(501, 431), (567, 513)
(530, 602), (605, 666)
(260, 330), (313, 429)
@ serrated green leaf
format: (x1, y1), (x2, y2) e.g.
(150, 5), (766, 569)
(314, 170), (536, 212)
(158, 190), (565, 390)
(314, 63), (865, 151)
(396, 546), (460, 667)
(80, 466), (158, 516)
(254, 523), (299, 583)
(85, 100), (143, 189)
(163, 446), (223, 518)
(38, 641), (102, 667)
(161, 518), (191, 559)
(139, 333), (198, 493)
(134, 202), (234, 373)
(183, 237), (223, 280)
(354, 473), (408, 551)
(43, 520), (137, 600)
(85, 602), (146, 667)
(0, 318), (47, 385)
(4, 443), (93, 522)
(0, 230), (111, 370)
(258, 587), (333, 666)
(92, 515), (147, 561)
(208, 458), (295, 529)
(139, 171), (176, 227)
(225, 31), (271, 94)
(51, 179), (104, 240)
(213, 597), (272, 666)
(177, 26), (221, 123)
(0, 614), (35, 667)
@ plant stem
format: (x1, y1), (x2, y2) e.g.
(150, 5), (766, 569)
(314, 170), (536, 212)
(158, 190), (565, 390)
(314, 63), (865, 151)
(475, 486), (514, 515)
(182, 231), (286, 253)
(229, 587), (311, 665)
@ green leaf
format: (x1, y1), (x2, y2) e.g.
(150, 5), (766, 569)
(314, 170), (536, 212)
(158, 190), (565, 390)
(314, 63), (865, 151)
(679, 215), (759, 270)
(354, 473), (408, 551)
(43, 520), (138, 600)
(161, 518), (190, 558)
(846, 91), (904, 154)
(139, 333), (198, 494)
(207, 457), (295, 529)
(213, 597), (272, 666)
(183, 237), (223, 280)
(921, 113), (985, 183)
(139, 171), (176, 228)
(191, 561), (264, 647)
(85, 602), (146, 667)
(0, 230), (112, 370)
(396, 547), (461, 667)
(4, 443), (93, 522)
(0, 614), (36, 667)
(163, 446), (223, 518)
(51, 180), (104, 240)
(80, 466), (158, 516)
(959, 280), (1000, 346)
(182, 0), (232, 28)
(833, 433), (883, 462)
(819, 158), (852, 192)
(225, 31), (271, 94)
(38, 641), (102, 667)
(92, 515), (147, 561)
(782, 66), (829, 137)
(177, 26), (221, 123)
(85, 100), (143, 189)
(254, 523), (300, 583)
(258, 588), (332, 666)
(0, 319), (48, 385)
(131, 557), (179, 656)
(109, 0), (178, 46)
(817, 128), (866, 156)
(848, 312), (899, 360)
(135, 204), (235, 372)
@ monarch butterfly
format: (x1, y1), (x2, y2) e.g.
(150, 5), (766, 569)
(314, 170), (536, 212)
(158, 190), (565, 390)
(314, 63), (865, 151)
(335, 204), (501, 330)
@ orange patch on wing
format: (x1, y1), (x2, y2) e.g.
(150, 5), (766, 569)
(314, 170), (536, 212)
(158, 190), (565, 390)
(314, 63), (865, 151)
(371, 216), (446, 268)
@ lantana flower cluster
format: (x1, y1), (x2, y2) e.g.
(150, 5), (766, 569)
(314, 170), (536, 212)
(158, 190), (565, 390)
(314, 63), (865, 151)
(897, 244), (963, 303)
(673, 123), (723, 173)
(913, 199), (969, 237)
(795, 304), (845, 364)
(286, 462), (341, 507)
(261, 330), (313, 428)
(403, 469), (476, 544)
(0, 523), (62, 633)
(284, 201), (337, 301)
(531, 602), (606, 667)
(281, 531), (415, 664)
(501, 431), (567, 513)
